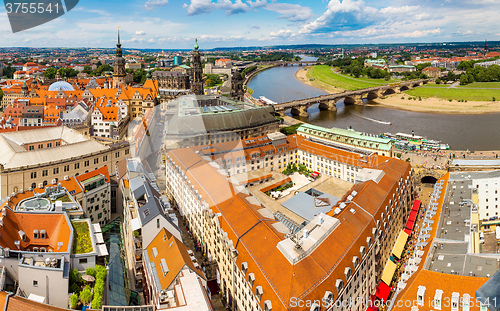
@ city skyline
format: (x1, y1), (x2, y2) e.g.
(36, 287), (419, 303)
(0, 0), (499, 49)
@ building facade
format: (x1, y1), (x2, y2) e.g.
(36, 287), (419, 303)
(165, 135), (413, 311)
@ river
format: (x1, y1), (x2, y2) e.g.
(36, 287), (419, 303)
(248, 56), (500, 151)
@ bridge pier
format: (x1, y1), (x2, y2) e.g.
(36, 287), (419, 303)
(344, 95), (364, 105)
(291, 105), (309, 117)
(318, 100), (338, 112)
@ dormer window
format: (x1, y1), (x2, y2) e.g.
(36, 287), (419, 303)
(335, 279), (343, 294)
(360, 246), (366, 257)
(33, 229), (39, 239)
(264, 300), (272, 311)
(323, 291), (333, 306)
(256, 286), (263, 301)
(310, 302), (320, 311)
(434, 289), (443, 310)
(241, 262), (248, 274)
(344, 267), (352, 279)
(40, 229), (46, 239)
(248, 273), (255, 286)
(462, 294), (470, 311)
(352, 256), (359, 268)
(451, 292), (459, 311)
(367, 237), (372, 247)
(417, 285), (426, 306)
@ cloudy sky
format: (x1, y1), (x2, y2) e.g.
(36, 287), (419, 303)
(0, 0), (499, 49)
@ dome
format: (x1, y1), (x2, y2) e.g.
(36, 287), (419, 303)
(48, 81), (75, 91)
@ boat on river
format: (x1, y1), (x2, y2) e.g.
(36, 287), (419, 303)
(380, 132), (450, 151)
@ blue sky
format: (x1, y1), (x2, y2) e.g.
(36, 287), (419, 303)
(0, 0), (499, 49)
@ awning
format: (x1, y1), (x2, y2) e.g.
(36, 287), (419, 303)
(94, 233), (104, 244)
(408, 210), (417, 223)
(404, 228), (412, 236)
(406, 219), (415, 231)
(412, 200), (421, 212)
(311, 171), (319, 178)
(28, 293), (46, 304)
(375, 281), (391, 301)
(131, 217), (141, 231)
(381, 260), (397, 285)
(96, 244), (109, 256)
(92, 223), (102, 234)
(392, 230), (409, 259)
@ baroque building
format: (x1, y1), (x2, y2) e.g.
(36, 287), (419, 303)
(230, 68), (244, 101)
(191, 38), (204, 95)
(113, 30), (126, 88)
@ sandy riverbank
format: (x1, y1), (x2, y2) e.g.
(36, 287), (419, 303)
(370, 94), (500, 114)
(295, 67), (500, 114)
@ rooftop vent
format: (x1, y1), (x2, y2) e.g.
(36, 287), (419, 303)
(14, 240), (20, 250)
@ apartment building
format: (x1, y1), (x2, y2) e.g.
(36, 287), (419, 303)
(119, 158), (181, 291)
(165, 135), (413, 311)
(142, 228), (211, 310)
(0, 126), (130, 198)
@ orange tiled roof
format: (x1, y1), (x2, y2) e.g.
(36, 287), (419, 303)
(392, 270), (488, 311)
(146, 228), (206, 290)
(0, 204), (71, 253)
(167, 138), (411, 310)
(75, 166), (110, 184)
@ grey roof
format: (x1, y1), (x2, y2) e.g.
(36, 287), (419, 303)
(476, 268), (500, 311)
(281, 191), (340, 222)
(166, 95), (277, 136)
(452, 159), (500, 166)
(0, 127), (107, 169)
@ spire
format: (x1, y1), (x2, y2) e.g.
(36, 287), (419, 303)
(117, 27), (121, 48)
(194, 37), (199, 50)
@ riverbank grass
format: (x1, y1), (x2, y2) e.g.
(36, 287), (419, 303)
(406, 84), (500, 101)
(306, 65), (393, 90)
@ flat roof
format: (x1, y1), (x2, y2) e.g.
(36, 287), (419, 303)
(281, 190), (340, 222)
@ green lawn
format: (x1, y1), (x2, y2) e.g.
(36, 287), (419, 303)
(72, 221), (93, 254)
(457, 82), (500, 89)
(406, 85), (500, 101)
(307, 65), (394, 90)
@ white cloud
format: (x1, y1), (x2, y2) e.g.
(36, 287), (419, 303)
(264, 3), (313, 22)
(144, 0), (169, 10)
(136, 30), (146, 36)
(183, 0), (265, 15)
(269, 29), (293, 38)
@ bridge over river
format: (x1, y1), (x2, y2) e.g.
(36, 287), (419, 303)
(272, 79), (432, 117)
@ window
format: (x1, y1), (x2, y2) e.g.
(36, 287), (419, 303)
(115, 152), (120, 158)
(75, 163), (80, 170)
(84, 160), (89, 167)
(103, 155), (107, 161)
(31, 172), (37, 179)
(31, 182), (36, 189)
(33, 280), (38, 287)
(64, 165), (69, 172)
(53, 167), (59, 174)
(42, 169), (48, 177)
(125, 149), (130, 155)
(94, 158), (99, 164)
(98, 213), (102, 219)
(79, 258), (87, 264)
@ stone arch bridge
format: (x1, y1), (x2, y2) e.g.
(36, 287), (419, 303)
(273, 79), (432, 117)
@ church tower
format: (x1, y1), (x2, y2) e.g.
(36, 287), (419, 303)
(231, 68), (244, 101)
(113, 29), (126, 88)
(191, 38), (204, 95)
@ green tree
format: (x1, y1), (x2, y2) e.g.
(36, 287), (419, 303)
(91, 292), (102, 309)
(459, 73), (469, 85)
(69, 268), (82, 286)
(79, 285), (92, 305)
(82, 65), (92, 74)
(69, 294), (78, 309)
(0, 89), (3, 103)
(133, 69), (147, 83)
(94, 64), (113, 76)
(44, 67), (57, 79)
(96, 61), (102, 67)
(435, 78), (442, 84)
(3, 65), (15, 78)
(85, 267), (96, 278)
